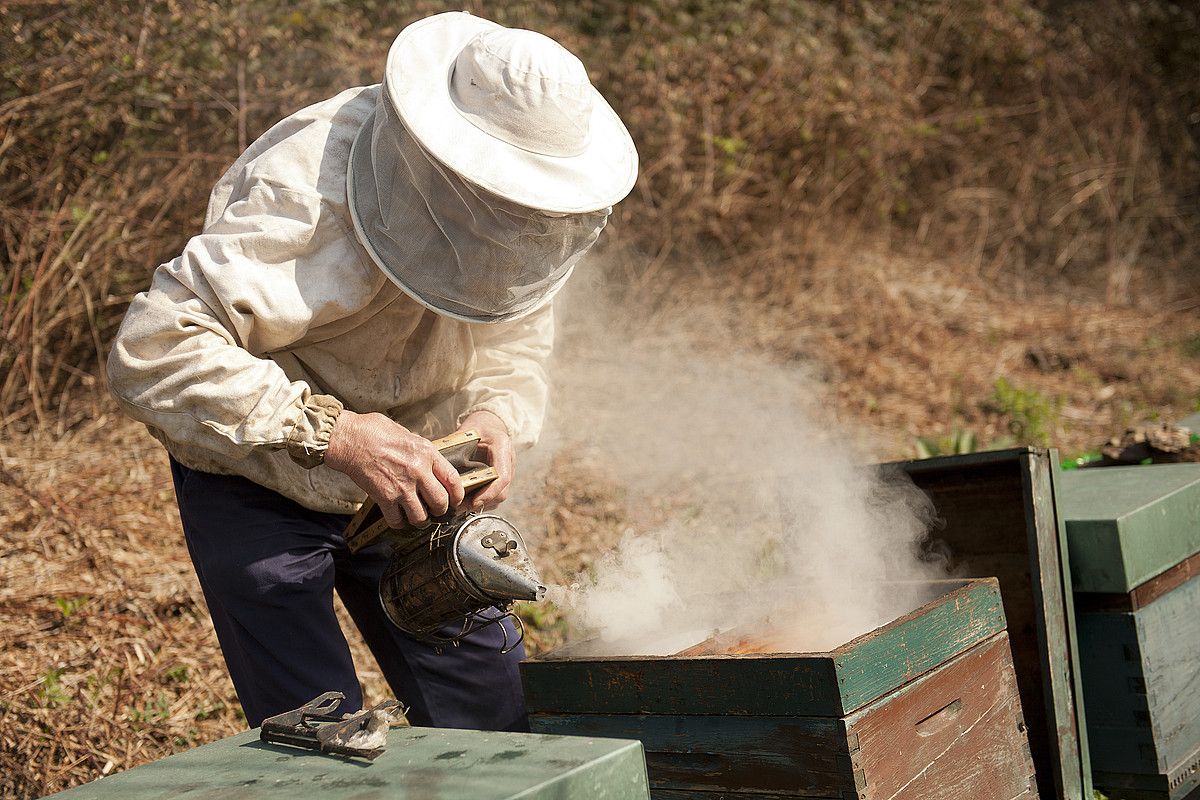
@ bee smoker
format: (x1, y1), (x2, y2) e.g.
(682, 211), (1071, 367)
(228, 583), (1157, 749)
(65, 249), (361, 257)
(342, 430), (546, 652)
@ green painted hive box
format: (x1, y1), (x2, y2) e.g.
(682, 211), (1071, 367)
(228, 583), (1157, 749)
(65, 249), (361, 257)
(1060, 464), (1200, 800)
(888, 447), (1090, 800)
(522, 578), (1040, 800)
(42, 725), (650, 800)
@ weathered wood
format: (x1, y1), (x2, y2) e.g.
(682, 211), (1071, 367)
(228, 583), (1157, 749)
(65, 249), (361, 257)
(1075, 551), (1200, 612)
(44, 727), (651, 800)
(530, 714), (854, 796)
(1058, 464), (1200, 593)
(529, 634), (1037, 800)
(1093, 751), (1200, 800)
(650, 793), (832, 799)
(888, 447), (1090, 800)
(521, 579), (1005, 718)
(1078, 574), (1200, 796)
(1061, 464), (1200, 799)
(831, 579), (1008, 713)
(523, 654), (843, 716)
(845, 632), (1037, 800)
(1040, 452), (1091, 800)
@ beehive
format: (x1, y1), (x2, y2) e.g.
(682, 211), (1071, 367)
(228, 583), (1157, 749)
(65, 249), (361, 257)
(522, 578), (1038, 799)
(1060, 464), (1200, 800)
(889, 447), (1090, 799)
(43, 726), (651, 800)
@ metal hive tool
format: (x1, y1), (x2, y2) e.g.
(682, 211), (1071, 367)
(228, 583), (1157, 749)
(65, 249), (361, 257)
(259, 691), (409, 761)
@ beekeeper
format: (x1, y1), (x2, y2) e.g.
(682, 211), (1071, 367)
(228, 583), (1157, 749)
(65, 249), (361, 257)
(106, 12), (637, 732)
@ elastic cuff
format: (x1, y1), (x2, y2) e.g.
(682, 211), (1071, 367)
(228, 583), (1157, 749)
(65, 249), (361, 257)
(286, 394), (344, 469)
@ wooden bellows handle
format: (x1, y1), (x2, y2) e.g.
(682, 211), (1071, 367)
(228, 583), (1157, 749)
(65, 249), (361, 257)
(342, 430), (498, 554)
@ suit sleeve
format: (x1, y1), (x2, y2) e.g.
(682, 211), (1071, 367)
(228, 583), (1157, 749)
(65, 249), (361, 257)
(106, 182), (346, 467)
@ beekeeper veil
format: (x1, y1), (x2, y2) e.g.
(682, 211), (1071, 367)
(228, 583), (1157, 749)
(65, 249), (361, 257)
(348, 12), (639, 324)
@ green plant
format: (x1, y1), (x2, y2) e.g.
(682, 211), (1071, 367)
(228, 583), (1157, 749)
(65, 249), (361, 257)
(53, 596), (88, 619)
(194, 703), (226, 722)
(82, 666), (123, 710)
(516, 601), (570, 643)
(914, 427), (978, 459)
(163, 665), (189, 684)
(1061, 451), (1103, 470)
(38, 669), (71, 708)
(989, 377), (1060, 446)
(129, 692), (171, 725)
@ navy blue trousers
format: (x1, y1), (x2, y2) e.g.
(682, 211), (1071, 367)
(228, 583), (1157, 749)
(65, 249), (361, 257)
(169, 457), (528, 730)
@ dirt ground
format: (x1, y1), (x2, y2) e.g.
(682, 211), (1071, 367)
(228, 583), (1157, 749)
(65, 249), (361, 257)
(1, 248), (1198, 797)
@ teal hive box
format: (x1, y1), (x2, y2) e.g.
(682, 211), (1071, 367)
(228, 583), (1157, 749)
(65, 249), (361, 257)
(523, 579), (1040, 800)
(1060, 464), (1200, 800)
(42, 726), (650, 800)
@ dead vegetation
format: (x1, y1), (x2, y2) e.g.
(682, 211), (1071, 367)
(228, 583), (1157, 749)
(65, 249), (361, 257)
(3, 0), (1198, 429)
(0, 421), (636, 796)
(2, 0), (1200, 795)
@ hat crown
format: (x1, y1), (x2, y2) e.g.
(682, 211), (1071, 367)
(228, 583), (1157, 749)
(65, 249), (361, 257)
(450, 28), (593, 158)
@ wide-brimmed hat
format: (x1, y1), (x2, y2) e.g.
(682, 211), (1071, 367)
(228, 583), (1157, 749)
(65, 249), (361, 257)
(366, 11), (637, 213)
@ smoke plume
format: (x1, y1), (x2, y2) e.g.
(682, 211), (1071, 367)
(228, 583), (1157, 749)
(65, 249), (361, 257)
(521, 273), (944, 656)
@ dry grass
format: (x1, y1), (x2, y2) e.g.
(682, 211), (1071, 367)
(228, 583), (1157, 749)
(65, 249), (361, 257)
(0, 420), (236, 797)
(3, 1), (1198, 428)
(3, 244), (1198, 794)
(3, 0), (1200, 794)
(729, 248), (1200, 455)
(0, 418), (636, 796)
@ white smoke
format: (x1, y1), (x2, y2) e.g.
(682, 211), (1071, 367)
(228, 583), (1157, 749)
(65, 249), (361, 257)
(522, 271), (943, 656)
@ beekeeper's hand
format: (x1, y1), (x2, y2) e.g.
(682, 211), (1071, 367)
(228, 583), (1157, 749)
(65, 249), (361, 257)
(325, 410), (465, 528)
(456, 410), (514, 512)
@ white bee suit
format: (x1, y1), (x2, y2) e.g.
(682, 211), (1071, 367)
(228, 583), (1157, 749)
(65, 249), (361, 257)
(106, 13), (637, 514)
(107, 86), (547, 512)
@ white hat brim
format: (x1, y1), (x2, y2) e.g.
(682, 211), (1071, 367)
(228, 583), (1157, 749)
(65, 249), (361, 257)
(384, 12), (638, 214)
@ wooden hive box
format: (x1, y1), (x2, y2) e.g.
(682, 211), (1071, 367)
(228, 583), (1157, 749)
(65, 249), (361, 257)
(887, 447), (1090, 799)
(44, 726), (651, 800)
(522, 578), (1039, 800)
(1059, 464), (1200, 800)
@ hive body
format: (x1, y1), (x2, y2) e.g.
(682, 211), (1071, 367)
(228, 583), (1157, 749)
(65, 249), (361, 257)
(523, 579), (1039, 799)
(1061, 465), (1200, 800)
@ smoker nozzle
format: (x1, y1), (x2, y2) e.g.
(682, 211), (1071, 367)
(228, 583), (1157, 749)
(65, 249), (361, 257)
(457, 516), (545, 603)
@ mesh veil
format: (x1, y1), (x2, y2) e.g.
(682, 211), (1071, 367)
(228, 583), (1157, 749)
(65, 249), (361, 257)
(348, 93), (609, 323)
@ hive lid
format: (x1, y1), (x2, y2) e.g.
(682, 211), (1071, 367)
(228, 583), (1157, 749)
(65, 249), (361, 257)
(1058, 464), (1200, 593)
(882, 446), (1089, 800)
(41, 727), (649, 799)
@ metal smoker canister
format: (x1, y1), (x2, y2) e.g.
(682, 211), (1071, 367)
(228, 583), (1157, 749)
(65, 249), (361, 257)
(379, 515), (546, 644)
